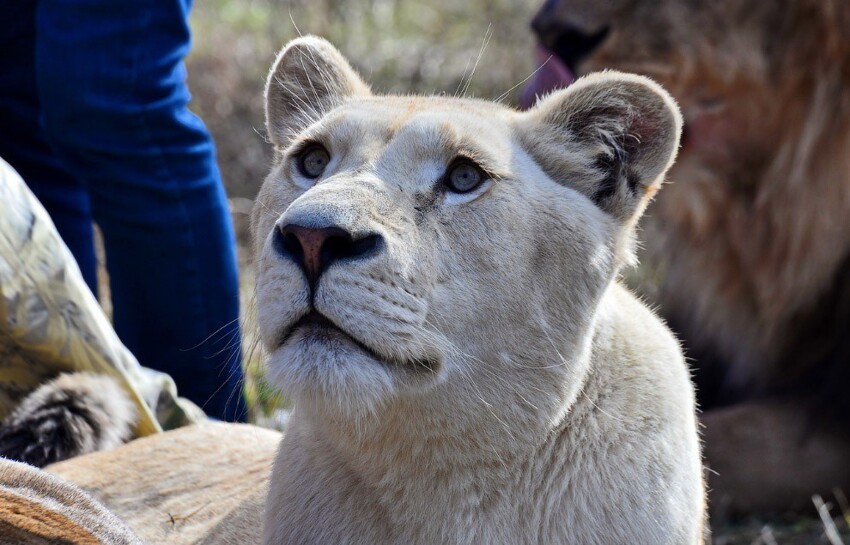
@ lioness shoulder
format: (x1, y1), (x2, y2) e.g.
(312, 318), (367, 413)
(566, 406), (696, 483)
(253, 36), (705, 544)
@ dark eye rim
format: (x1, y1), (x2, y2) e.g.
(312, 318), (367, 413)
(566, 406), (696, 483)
(296, 143), (331, 179)
(443, 158), (490, 194)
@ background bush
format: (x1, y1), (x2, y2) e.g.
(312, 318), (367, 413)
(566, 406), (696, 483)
(188, 0), (537, 199)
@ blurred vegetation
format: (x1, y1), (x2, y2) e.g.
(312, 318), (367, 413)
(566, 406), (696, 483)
(712, 511), (850, 544)
(187, 0), (537, 199)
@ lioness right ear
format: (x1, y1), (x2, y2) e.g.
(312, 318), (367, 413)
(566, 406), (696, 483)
(520, 72), (682, 225)
(265, 36), (371, 146)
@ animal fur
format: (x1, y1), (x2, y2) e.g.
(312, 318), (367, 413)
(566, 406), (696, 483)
(253, 36), (704, 544)
(529, 0), (850, 513)
(0, 457), (143, 544)
(48, 422), (281, 545)
(0, 373), (136, 467)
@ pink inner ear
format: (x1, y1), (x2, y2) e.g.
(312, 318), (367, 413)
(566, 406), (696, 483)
(625, 113), (660, 153)
(519, 47), (575, 110)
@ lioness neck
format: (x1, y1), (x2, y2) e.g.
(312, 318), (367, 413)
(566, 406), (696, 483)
(266, 402), (588, 544)
(263, 304), (609, 544)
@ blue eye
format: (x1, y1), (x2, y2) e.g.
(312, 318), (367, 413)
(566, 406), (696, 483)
(445, 161), (485, 193)
(298, 145), (330, 178)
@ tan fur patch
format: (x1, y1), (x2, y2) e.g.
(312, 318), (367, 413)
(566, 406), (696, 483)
(0, 489), (99, 545)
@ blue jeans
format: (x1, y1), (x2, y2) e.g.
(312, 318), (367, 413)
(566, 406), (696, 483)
(0, 0), (245, 421)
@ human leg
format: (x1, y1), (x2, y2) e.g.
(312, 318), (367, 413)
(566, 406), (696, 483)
(35, 0), (245, 420)
(0, 0), (98, 294)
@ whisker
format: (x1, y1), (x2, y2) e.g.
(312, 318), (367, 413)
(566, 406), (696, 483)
(495, 54), (555, 104)
(460, 23), (493, 98)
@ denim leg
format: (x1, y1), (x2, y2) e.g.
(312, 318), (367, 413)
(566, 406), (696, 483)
(35, 0), (246, 421)
(0, 0), (98, 294)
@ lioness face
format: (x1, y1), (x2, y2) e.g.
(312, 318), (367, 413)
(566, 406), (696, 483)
(254, 37), (681, 418)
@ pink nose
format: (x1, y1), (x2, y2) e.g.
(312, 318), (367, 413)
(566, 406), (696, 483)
(275, 224), (382, 288)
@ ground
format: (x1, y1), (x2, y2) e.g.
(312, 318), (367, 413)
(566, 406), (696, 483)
(181, 1), (850, 542)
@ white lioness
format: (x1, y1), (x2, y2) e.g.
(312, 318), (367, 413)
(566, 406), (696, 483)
(253, 36), (704, 544)
(0, 37), (704, 545)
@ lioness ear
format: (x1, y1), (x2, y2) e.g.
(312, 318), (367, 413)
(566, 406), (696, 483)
(265, 36), (371, 146)
(520, 71), (682, 224)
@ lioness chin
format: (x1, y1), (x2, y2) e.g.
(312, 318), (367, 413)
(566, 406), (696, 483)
(253, 36), (705, 544)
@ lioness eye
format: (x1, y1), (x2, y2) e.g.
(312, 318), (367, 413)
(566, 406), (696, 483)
(297, 145), (330, 178)
(445, 161), (485, 193)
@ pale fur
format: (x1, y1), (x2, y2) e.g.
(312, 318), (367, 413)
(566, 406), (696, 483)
(253, 37), (704, 544)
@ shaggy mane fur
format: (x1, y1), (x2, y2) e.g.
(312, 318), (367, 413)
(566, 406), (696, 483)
(651, 0), (850, 421)
(530, 0), (850, 511)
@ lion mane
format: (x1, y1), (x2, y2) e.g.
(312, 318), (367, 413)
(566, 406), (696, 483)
(529, 0), (850, 513)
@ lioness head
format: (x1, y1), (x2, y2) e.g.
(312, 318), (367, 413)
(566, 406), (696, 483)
(253, 37), (681, 425)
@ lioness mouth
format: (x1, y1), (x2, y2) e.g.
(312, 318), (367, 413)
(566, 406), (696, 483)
(293, 309), (336, 331)
(280, 310), (438, 373)
(280, 309), (361, 349)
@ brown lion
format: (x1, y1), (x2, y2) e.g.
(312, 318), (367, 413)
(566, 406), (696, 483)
(525, 0), (850, 515)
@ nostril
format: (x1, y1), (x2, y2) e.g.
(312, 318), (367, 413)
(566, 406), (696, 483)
(282, 232), (304, 259)
(319, 232), (382, 271)
(273, 228), (305, 263)
(339, 233), (382, 260)
(530, 16), (545, 34)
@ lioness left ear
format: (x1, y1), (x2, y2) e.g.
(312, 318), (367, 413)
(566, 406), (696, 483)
(520, 72), (682, 224)
(265, 36), (372, 146)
